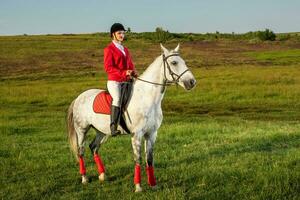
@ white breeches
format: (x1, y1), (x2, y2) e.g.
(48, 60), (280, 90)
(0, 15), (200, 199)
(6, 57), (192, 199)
(107, 81), (122, 107)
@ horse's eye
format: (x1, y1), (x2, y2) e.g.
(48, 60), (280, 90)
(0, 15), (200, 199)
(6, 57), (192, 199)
(171, 61), (178, 65)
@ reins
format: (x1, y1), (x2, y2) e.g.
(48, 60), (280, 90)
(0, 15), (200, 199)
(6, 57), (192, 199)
(133, 53), (190, 93)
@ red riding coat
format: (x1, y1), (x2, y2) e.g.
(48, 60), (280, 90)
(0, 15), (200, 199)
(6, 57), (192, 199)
(103, 42), (135, 82)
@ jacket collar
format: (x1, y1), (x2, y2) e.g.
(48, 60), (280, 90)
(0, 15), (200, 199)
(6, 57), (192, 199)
(109, 42), (126, 57)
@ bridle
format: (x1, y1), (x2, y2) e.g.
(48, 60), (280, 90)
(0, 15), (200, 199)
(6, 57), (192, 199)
(134, 53), (190, 93)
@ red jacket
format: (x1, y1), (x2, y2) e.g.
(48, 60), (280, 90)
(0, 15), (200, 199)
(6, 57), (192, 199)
(103, 42), (135, 82)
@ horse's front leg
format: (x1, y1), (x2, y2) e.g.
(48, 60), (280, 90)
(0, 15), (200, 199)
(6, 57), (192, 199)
(131, 132), (143, 192)
(145, 131), (157, 188)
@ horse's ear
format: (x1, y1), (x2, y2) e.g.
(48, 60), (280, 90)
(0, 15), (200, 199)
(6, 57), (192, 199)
(160, 43), (169, 55)
(174, 43), (180, 52)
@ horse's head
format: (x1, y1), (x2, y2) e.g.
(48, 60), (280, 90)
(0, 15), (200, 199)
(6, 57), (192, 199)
(160, 44), (196, 91)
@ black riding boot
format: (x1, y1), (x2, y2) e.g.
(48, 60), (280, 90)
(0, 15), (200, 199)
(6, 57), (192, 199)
(110, 105), (121, 136)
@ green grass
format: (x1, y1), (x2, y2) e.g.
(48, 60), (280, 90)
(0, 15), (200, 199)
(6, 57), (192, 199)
(0, 34), (300, 199)
(245, 49), (300, 65)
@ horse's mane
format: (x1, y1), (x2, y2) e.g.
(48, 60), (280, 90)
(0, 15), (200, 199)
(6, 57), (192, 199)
(139, 55), (162, 78)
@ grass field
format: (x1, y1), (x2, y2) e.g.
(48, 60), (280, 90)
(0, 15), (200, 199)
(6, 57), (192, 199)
(0, 34), (300, 199)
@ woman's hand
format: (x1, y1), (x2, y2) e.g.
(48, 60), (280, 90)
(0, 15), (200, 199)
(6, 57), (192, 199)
(132, 70), (138, 78)
(126, 70), (138, 77)
(126, 70), (133, 76)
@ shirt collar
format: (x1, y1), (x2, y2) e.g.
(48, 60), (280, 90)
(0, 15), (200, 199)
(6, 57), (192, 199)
(112, 40), (124, 50)
(112, 40), (126, 56)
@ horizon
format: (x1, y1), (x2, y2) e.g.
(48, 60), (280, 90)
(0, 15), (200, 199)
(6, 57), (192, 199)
(1, 30), (299, 37)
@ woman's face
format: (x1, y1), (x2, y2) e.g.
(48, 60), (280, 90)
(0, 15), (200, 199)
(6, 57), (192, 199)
(113, 31), (125, 42)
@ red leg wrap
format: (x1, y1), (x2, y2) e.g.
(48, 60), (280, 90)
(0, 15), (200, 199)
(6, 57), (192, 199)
(134, 164), (141, 184)
(146, 165), (156, 186)
(94, 154), (105, 174)
(79, 156), (86, 175)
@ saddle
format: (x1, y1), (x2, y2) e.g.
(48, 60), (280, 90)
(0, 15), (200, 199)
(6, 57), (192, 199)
(93, 91), (112, 115)
(93, 81), (133, 133)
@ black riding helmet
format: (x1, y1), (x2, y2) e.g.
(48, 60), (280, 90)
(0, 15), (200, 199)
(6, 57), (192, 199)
(110, 23), (126, 37)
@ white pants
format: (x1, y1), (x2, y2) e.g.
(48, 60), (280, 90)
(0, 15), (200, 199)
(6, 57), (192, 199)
(107, 81), (122, 107)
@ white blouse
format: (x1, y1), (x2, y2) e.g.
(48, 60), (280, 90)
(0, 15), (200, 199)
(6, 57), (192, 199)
(112, 40), (126, 56)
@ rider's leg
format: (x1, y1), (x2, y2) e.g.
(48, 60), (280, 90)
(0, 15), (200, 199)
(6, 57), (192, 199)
(107, 81), (122, 136)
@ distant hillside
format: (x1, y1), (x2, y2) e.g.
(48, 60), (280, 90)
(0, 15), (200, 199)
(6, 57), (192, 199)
(2, 29), (300, 43)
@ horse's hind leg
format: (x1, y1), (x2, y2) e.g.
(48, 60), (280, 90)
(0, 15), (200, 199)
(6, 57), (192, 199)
(89, 130), (109, 182)
(75, 123), (90, 184)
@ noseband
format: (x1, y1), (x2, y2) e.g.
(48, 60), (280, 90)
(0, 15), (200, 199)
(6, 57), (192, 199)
(134, 53), (190, 93)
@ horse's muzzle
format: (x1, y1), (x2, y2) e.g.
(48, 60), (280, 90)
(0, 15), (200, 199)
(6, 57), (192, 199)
(184, 78), (196, 90)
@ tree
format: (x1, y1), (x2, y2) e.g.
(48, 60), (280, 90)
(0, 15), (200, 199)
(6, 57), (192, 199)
(257, 29), (276, 41)
(154, 27), (172, 42)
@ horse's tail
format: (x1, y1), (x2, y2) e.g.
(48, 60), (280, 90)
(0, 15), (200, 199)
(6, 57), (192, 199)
(67, 100), (78, 160)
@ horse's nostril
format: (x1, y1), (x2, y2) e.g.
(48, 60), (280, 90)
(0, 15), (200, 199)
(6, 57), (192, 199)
(190, 79), (195, 86)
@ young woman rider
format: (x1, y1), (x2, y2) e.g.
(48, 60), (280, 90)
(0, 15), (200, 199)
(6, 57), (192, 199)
(103, 23), (138, 136)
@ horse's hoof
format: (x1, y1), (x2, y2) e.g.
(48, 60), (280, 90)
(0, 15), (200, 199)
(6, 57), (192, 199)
(99, 173), (105, 182)
(135, 184), (143, 192)
(82, 175), (88, 184)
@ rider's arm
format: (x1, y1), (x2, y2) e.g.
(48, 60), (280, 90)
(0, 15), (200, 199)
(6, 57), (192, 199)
(126, 50), (138, 77)
(104, 48), (127, 77)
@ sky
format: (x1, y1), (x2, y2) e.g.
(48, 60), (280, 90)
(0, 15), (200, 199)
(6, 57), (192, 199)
(0, 0), (299, 35)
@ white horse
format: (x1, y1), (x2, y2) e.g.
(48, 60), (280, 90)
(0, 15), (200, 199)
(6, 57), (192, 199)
(67, 44), (196, 192)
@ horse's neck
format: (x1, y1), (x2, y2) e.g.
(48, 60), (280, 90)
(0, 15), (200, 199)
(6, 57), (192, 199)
(131, 55), (165, 107)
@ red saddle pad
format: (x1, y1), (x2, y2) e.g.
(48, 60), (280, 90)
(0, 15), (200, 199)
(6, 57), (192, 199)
(93, 91), (112, 115)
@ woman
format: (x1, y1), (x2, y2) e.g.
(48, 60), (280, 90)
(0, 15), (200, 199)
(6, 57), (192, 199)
(104, 23), (137, 136)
